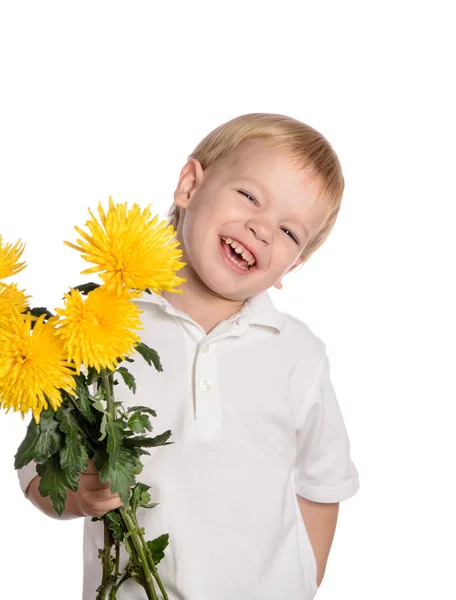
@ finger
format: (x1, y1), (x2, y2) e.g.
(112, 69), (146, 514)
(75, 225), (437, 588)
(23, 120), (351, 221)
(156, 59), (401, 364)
(83, 487), (121, 503)
(85, 497), (124, 517)
(80, 474), (111, 491)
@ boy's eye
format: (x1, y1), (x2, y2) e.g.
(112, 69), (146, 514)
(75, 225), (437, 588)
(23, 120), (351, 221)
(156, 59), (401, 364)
(281, 227), (299, 245)
(239, 190), (257, 204)
(238, 190), (299, 245)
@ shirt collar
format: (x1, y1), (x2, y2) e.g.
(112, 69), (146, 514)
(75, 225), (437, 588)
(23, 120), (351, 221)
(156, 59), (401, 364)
(243, 291), (286, 332)
(137, 289), (286, 333)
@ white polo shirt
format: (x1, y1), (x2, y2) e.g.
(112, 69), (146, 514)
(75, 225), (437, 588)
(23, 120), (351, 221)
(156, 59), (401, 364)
(18, 289), (359, 600)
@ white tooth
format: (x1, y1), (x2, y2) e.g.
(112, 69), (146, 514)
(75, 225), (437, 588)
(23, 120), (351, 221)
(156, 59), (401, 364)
(227, 239), (256, 265)
(229, 254), (249, 270)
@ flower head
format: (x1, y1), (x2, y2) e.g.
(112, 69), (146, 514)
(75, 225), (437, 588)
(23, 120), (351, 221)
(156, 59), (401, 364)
(54, 285), (143, 373)
(0, 313), (76, 422)
(0, 236), (26, 280)
(65, 197), (186, 295)
(0, 282), (30, 324)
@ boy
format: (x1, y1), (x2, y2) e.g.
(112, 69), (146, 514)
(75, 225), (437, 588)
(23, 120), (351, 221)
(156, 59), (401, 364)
(19, 113), (359, 599)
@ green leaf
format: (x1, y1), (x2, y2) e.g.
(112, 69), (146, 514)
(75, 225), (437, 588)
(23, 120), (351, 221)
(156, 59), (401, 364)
(86, 366), (102, 386)
(99, 413), (108, 441)
(71, 375), (97, 424)
(76, 393), (97, 423)
(131, 482), (148, 513)
(105, 510), (125, 542)
(36, 409), (64, 457)
(107, 419), (124, 467)
(14, 417), (40, 469)
(95, 448), (142, 504)
(133, 447), (151, 457)
(115, 366), (137, 393)
(124, 430), (173, 449)
(128, 563), (146, 588)
(14, 409), (63, 468)
(93, 448), (109, 476)
(73, 281), (100, 296)
(36, 454), (79, 516)
(146, 534), (169, 565)
(26, 306), (55, 320)
(127, 411), (152, 434)
(57, 408), (89, 477)
(135, 342), (163, 372)
(130, 482), (158, 513)
(93, 399), (106, 413)
(127, 405), (157, 418)
(73, 371), (87, 388)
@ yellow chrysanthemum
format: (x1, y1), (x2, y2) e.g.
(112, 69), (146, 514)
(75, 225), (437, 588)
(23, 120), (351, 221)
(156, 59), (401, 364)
(0, 235), (26, 280)
(0, 282), (30, 324)
(64, 197), (186, 295)
(0, 313), (76, 423)
(54, 285), (143, 373)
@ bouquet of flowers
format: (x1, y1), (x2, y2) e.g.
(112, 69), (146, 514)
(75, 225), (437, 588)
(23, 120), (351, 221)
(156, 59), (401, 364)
(0, 197), (185, 600)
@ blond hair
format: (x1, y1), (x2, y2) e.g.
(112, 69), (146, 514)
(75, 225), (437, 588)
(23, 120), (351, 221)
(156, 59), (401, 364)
(168, 113), (345, 263)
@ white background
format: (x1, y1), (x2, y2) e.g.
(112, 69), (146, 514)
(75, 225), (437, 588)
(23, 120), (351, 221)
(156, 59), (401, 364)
(0, 1), (455, 599)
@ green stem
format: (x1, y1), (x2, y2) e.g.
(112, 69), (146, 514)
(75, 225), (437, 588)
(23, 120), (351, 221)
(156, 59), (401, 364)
(110, 573), (131, 599)
(101, 370), (165, 600)
(101, 371), (115, 418)
(114, 541), (120, 582)
(98, 584), (109, 600)
(103, 518), (113, 581)
(99, 372), (118, 599)
(132, 513), (170, 600)
(120, 506), (159, 600)
(96, 518), (115, 600)
(107, 540), (121, 599)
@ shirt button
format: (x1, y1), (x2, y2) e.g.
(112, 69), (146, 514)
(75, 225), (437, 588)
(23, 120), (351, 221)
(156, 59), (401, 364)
(200, 379), (212, 392)
(202, 344), (210, 354)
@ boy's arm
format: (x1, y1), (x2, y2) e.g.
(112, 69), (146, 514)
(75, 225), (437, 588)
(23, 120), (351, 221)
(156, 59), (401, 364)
(27, 475), (85, 519)
(297, 495), (339, 588)
(25, 460), (123, 519)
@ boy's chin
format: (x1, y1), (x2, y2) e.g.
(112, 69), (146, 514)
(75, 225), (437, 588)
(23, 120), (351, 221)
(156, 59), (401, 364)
(200, 276), (262, 303)
(194, 264), (268, 302)
(204, 282), (248, 302)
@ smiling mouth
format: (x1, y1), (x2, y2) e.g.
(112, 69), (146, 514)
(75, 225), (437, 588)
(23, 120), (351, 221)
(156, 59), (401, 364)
(220, 237), (257, 271)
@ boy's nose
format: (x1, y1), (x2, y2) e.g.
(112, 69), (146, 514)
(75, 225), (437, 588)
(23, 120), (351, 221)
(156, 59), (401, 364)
(246, 218), (273, 245)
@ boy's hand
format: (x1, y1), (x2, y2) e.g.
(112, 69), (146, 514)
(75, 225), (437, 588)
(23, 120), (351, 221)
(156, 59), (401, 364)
(26, 459), (123, 519)
(71, 459), (123, 518)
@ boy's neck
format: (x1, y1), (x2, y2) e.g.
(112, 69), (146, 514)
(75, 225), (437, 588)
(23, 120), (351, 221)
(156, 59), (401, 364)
(161, 280), (246, 335)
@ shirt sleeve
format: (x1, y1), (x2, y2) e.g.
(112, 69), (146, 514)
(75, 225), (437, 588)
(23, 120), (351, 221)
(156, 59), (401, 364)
(17, 461), (38, 495)
(293, 345), (360, 503)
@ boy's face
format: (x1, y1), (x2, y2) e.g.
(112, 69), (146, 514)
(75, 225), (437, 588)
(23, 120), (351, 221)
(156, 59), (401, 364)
(174, 140), (327, 302)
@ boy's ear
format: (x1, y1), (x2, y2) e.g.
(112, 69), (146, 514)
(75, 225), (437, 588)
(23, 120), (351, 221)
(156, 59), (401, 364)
(174, 159), (204, 209)
(273, 255), (307, 289)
